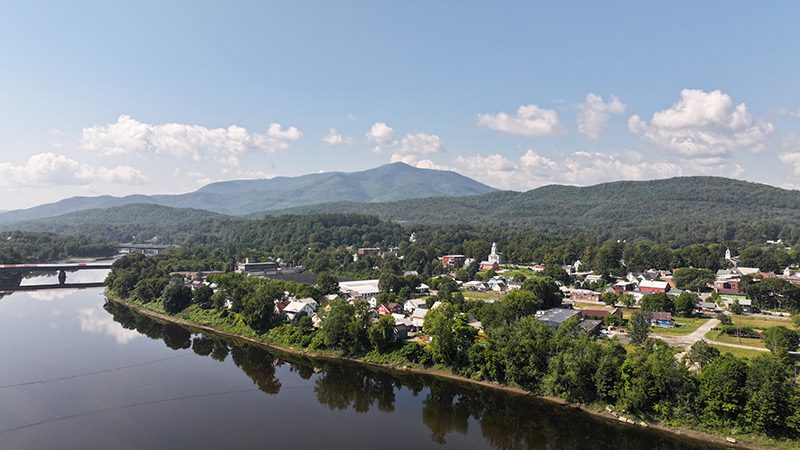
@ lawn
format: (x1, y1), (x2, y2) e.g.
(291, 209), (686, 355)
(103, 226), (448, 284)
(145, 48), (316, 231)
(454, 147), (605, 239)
(730, 316), (797, 331)
(463, 291), (503, 301)
(709, 344), (766, 359)
(650, 317), (707, 336)
(705, 330), (766, 348)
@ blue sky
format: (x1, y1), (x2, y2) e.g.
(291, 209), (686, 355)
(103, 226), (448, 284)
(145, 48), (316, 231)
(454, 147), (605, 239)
(1, 1), (799, 209)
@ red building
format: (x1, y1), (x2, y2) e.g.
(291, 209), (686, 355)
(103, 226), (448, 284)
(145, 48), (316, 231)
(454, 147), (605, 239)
(714, 279), (741, 295)
(441, 255), (467, 269)
(638, 280), (670, 294)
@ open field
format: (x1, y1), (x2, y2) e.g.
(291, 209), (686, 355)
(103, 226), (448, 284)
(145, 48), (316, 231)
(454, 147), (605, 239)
(708, 344), (765, 359)
(730, 315), (797, 331)
(463, 291), (503, 301)
(705, 330), (766, 348)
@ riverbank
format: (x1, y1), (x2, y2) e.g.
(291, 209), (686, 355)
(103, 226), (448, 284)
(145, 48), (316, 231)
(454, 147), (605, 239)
(105, 293), (784, 450)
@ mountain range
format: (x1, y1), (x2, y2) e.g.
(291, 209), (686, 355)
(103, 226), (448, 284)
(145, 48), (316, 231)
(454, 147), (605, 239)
(0, 163), (495, 224)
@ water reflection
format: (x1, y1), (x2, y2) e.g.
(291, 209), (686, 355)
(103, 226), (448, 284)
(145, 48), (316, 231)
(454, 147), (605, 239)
(103, 300), (725, 450)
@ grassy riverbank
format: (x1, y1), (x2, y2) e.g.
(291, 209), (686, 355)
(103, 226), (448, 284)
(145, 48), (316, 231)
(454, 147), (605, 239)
(105, 292), (797, 450)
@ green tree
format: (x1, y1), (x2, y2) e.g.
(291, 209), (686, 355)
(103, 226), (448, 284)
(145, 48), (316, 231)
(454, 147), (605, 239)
(620, 293), (635, 308)
(729, 299), (744, 315)
(687, 340), (720, 368)
(671, 268), (714, 291)
(698, 353), (747, 426)
(628, 310), (651, 346)
(162, 283), (192, 314)
(601, 291), (618, 307)
(640, 293), (673, 313)
(762, 326), (799, 357)
(319, 300), (355, 349)
(241, 282), (282, 333)
(744, 354), (795, 434)
(594, 341), (627, 404)
(368, 315), (396, 353)
(424, 306), (476, 368)
(503, 289), (543, 321)
(192, 284), (214, 309)
(673, 292), (699, 317)
(489, 317), (553, 392)
(520, 276), (562, 308)
(316, 272), (340, 295)
(620, 339), (695, 417)
(543, 318), (602, 403)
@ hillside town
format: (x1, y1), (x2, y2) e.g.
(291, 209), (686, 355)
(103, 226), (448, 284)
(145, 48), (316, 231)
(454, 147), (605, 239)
(168, 241), (800, 357)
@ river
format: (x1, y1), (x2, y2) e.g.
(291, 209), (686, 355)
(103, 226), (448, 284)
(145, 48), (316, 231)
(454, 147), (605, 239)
(0, 276), (728, 450)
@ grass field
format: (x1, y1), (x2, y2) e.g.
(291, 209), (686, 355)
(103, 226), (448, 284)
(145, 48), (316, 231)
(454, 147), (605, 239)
(705, 330), (766, 348)
(650, 317), (707, 336)
(463, 291), (503, 301)
(730, 316), (797, 331)
(709, 344), (766, 359)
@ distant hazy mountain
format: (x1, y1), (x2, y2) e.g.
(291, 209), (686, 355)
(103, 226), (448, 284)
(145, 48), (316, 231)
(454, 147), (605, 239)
(0, 163), (496, 224)
(6, 176), (800, 245)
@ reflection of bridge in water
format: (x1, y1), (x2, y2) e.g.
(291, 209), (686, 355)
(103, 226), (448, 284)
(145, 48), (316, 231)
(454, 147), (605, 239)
(0, 263), (111, 291)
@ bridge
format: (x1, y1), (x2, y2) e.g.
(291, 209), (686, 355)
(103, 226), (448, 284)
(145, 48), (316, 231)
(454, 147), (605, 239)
(116, 244), (175, 255)
(0, 263), (113, 273)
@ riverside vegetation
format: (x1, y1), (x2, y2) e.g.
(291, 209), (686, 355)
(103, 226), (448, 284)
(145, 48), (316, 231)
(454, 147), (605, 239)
(107, 253), (800, 447)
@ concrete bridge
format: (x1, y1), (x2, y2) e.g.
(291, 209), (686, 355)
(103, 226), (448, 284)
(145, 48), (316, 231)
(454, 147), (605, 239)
(0, 263), (113, 273)
(116, 244), (174, 255)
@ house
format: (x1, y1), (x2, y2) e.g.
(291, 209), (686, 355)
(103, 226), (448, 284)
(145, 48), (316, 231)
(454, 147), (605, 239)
(736, 267), (761, 277)
(650, 312), (674, 328)
(698, 301), (721, 313)
(283, 301), (316, 320)
(377, 302), (402, 315)
(411, 308), (429, 329)
(441, 255), (467, 269)
(638, 280), (670, 294)
(274, 299), (291, 315)
(612, 280), (637, 295)
(404, 298), (427, 314)
(724, 297), (753, 314)
(535, 308), (580, 330)
(486, 277), (507, 292)
(416, 283), (430, 295)
(393, 323), (409, 340)
(339, 279), (381, 299)
(463, 280), (488, 291)
(569, 289), (601, 302)
(292, 297), (319, 310)
(579, 319), (603, 337)
(714, 278), (741, 295)
(324, 294), (341, 302)
(237, 259), (278, 274)
(479, 242), (503, 271)
(585, 274), (604, 283)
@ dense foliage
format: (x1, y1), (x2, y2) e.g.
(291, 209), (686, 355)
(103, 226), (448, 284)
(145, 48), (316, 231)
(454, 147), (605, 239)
(0, 231), (116, 263)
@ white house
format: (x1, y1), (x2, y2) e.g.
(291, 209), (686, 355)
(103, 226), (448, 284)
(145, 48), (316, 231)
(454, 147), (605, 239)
(283, 301), (316, 320)
(292, 297), (319, 311)
(411, 308), (429, 329)
(339, 279), (381, 299)
(404, 298), (427, 314)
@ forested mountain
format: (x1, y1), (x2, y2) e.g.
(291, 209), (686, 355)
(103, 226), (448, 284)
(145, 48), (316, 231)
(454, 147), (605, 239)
(0, 163), (495, 223)
(0, 204), (244, 245)
(269, 176), (800, 244)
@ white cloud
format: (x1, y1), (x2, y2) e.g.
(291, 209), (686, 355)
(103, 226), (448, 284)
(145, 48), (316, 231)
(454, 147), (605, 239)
(398, 132), (443, 156)
(779, 152), (800, 175)
(0, 153), (147, 187)
(455, 149), (682, 190)
(81, 115), (302, 166)
(629, 89), (773, 159)
(323, 128), (353, 145)
(577, 93), (626, 140)
(477, 103), (563, 136)
(79, 308), (141, 345)
(365, 122), (396, 152)
(366, 122), (445, 166)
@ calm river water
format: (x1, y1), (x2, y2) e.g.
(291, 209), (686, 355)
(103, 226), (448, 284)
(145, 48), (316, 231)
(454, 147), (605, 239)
(0, 275), (728, 450)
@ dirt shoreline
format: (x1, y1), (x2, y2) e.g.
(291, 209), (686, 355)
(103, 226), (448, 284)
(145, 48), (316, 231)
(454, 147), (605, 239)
(106, 293), (768, 449)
